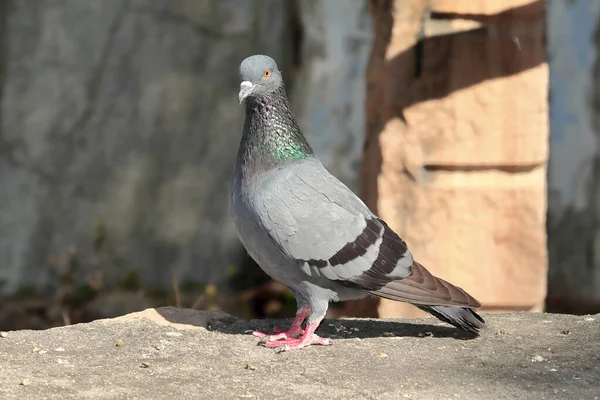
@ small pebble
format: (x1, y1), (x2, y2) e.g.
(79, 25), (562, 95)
(32, 348), (40, 353)
(116, 339), (124, 347)
(531, 355), (545, 363)
(140, 362), (151, 368)
(165, 332), (182, 337)
(20, 379), (31, 386)
(584, 317), (595, 322)
(376, 352), (388, 358)
(152, 344), (163, 351)
(245, 363), (257, 370)
(382, 332), (395, 337)
(559, 330), (571, 335)
(38, 350), (48, 355)
(54, 347), (65, 352)
(0, 332), (8, 338)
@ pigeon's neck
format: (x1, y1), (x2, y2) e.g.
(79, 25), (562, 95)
(237, 87), (314, 175)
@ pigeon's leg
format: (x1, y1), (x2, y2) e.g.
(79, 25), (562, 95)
(272, 302), (309, 336)
(252, 298), (310, 341)
(264, 297), (331, 351)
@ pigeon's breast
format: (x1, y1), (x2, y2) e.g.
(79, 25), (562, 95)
(229, 168), (304, 286)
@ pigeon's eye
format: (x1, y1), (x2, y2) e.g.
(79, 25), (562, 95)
(263, 69), (271, 78)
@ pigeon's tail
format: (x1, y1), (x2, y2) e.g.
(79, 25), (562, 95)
(367, 261), (485, 333)
(416, 305), (485, 334)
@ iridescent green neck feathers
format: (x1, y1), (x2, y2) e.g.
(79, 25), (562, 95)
(238, 87), (314, 173)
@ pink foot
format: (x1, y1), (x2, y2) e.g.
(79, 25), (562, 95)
(251, 304), (310, 342)
(251, 326), (303, 342)
(264, 333), (331, 351)
(261, 316), (331, 352)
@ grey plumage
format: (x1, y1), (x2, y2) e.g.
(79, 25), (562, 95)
(230, 54), (484, 350)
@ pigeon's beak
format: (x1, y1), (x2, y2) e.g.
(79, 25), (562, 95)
(238, 81), (254, 104)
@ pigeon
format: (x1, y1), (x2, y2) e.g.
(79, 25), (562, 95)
(230, 54), (485, 351)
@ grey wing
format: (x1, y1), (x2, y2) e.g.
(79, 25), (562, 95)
(254, 159), (482, 308)
(254, 160), (414, 286)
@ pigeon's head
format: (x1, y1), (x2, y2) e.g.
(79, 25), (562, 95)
(238, 55), (283, 104)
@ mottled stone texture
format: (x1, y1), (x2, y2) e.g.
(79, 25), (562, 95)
(0, 0), (293, 293)
(0, 0), (372, 294)
(356, 0), (548, 318)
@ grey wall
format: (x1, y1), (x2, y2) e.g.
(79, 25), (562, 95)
(547, 0), (600, 311)
(0, 0), (371, 294)
(291, 0), (372, 191)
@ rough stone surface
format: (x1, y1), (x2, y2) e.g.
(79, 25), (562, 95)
(0, 308), (598, 399)
(359, 0), (548, 318)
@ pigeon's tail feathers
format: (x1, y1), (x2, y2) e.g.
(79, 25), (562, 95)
(368, 261), (485, 333)
(369, 261), (482, 308)
(416, 305), (485, 334)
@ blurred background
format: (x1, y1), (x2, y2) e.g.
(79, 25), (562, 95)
(0, 0), (597, 331)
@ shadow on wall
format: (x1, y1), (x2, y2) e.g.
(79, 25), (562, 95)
(362, 0), (546, 202)
(351, 0), (547, 317)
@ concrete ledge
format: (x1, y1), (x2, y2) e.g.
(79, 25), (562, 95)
(0, 308), (598, 399)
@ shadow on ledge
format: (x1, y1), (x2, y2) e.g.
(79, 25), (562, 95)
(153, 306), (478, 341)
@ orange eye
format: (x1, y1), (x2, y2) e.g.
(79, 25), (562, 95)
(264, 69), (271, 78)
